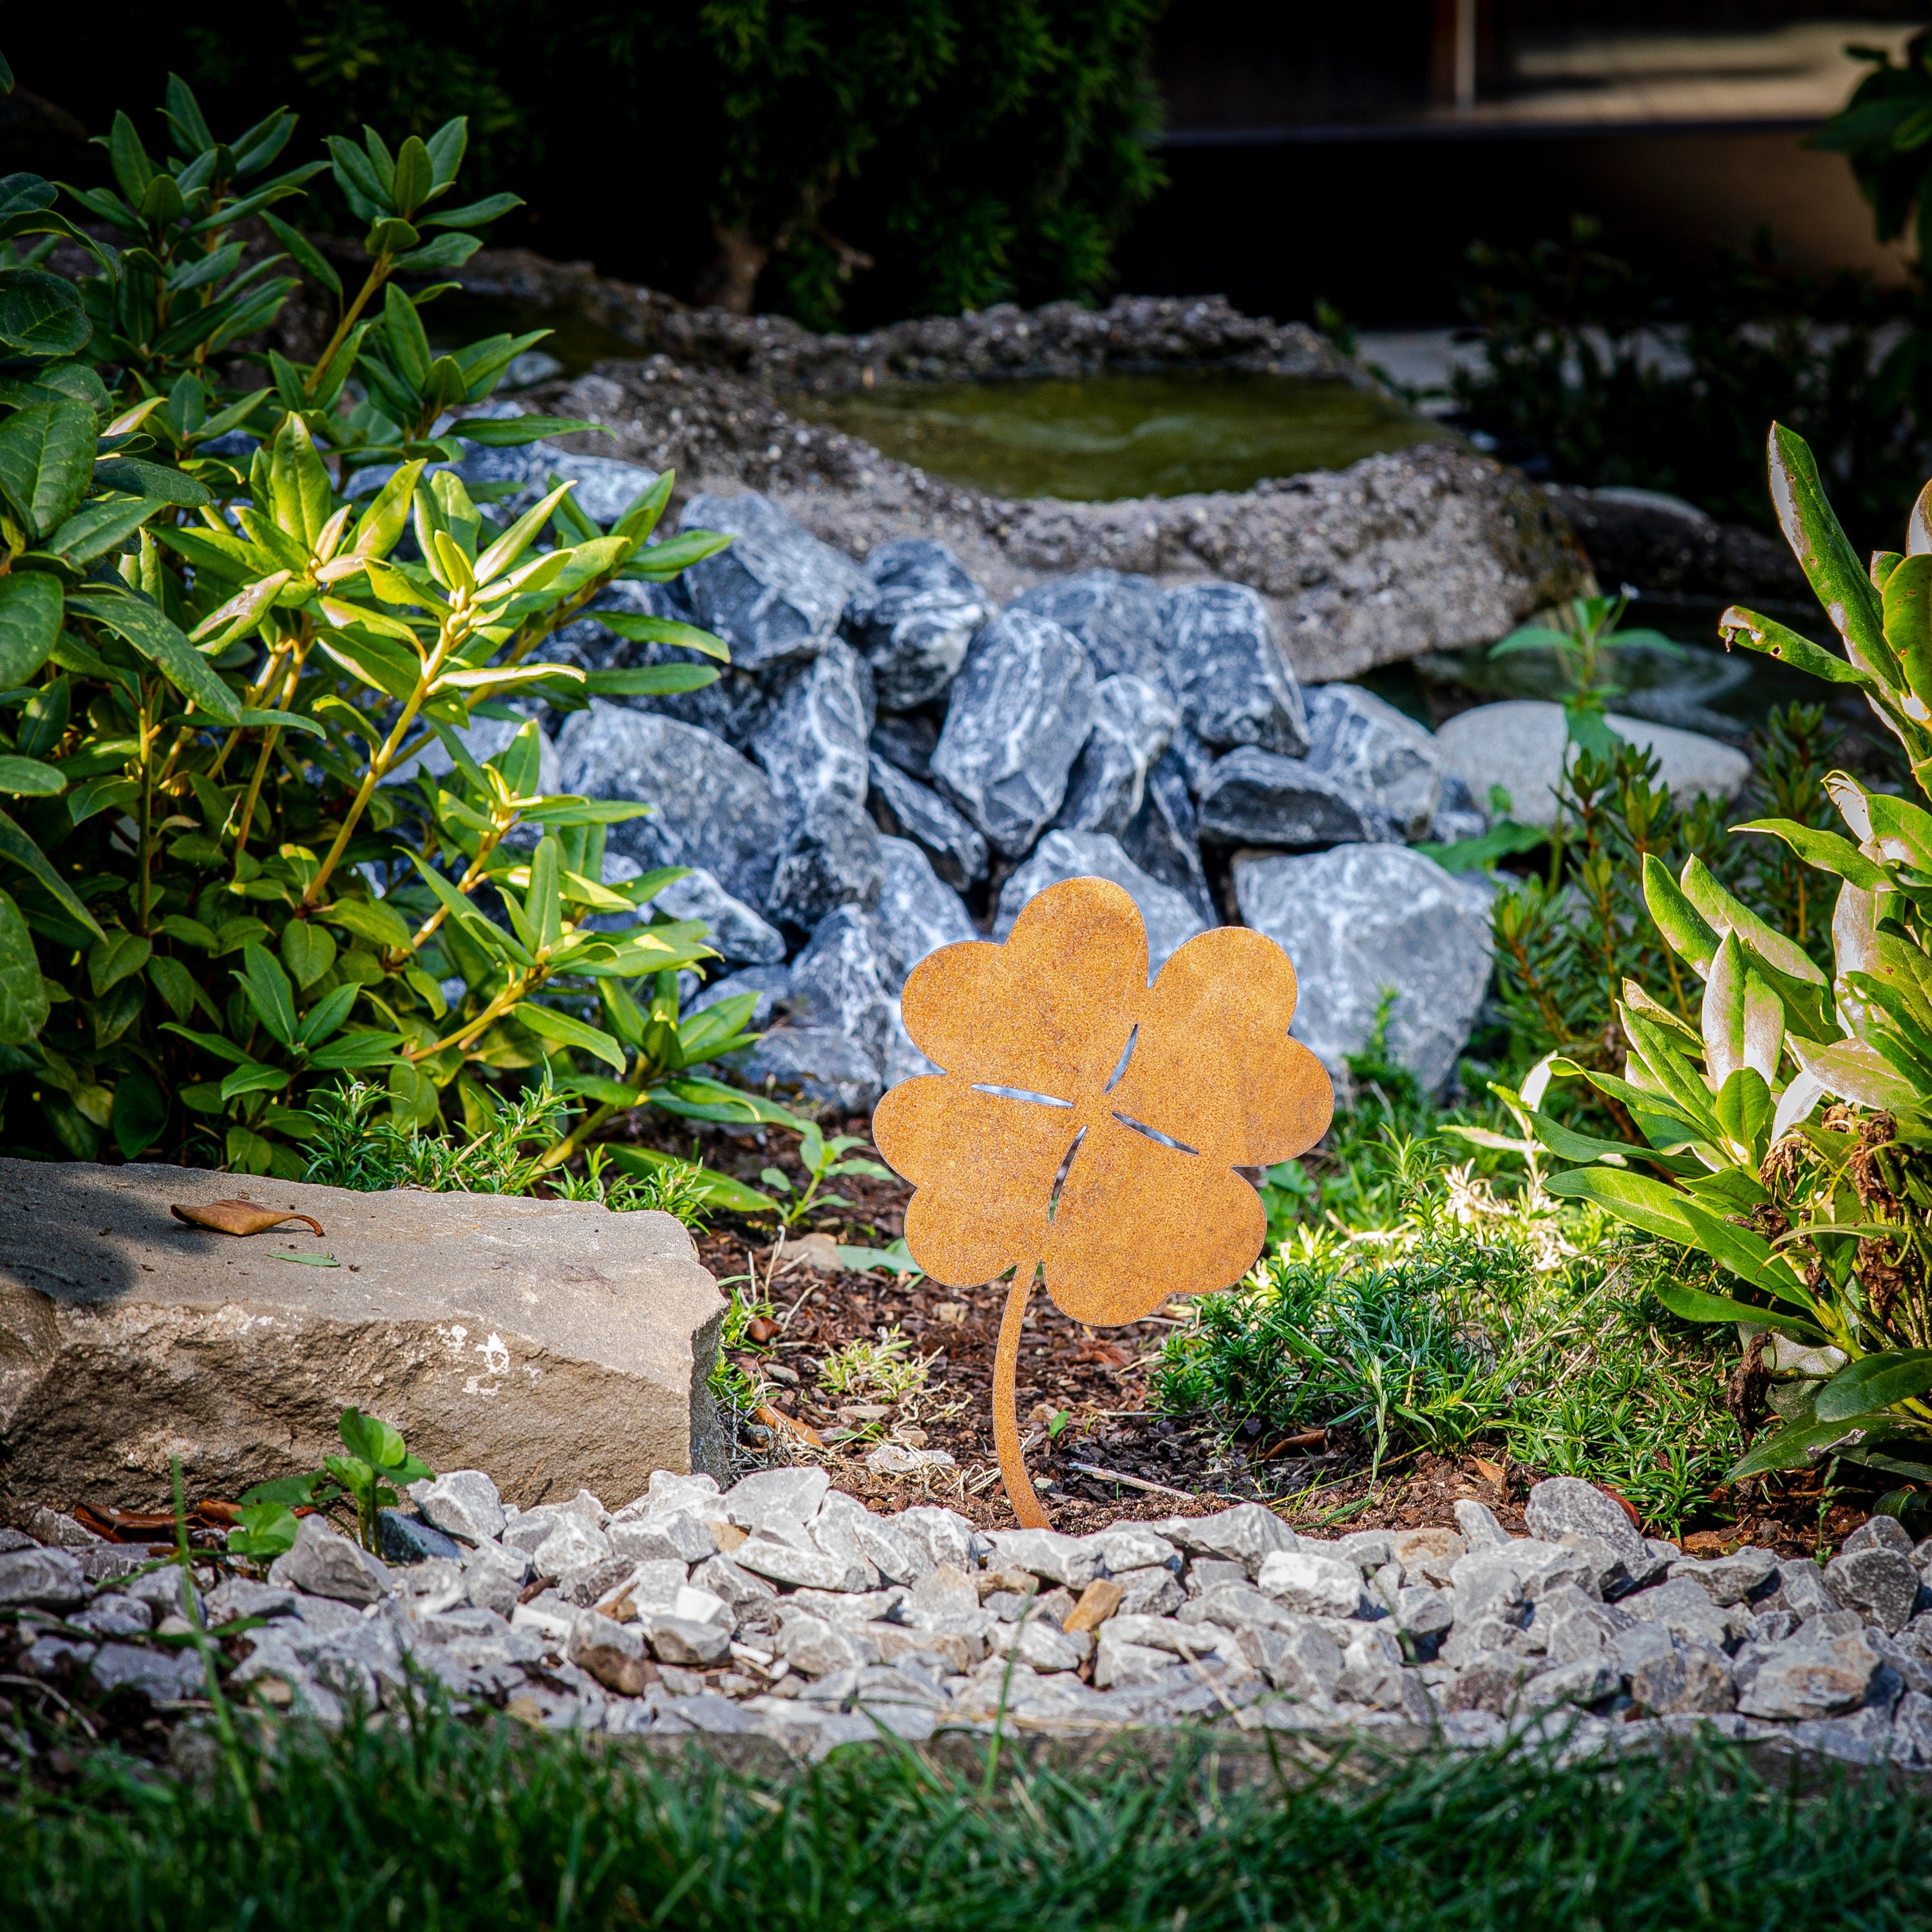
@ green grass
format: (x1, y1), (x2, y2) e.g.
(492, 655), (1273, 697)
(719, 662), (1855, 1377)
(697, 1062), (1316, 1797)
(6, 1703), (1929, 1929)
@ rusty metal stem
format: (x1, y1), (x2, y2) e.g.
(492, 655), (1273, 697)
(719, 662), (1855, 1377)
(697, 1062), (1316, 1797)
(992, 1263), (1049, 1528)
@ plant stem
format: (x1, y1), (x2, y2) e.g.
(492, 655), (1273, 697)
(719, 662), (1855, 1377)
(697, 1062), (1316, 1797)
(303, 620), (460, 908)
(305, 259), (390, 401)
(134, 687), (157, 934)
(993, 1264), (1049, 1529)
(229, 727), (279, 871)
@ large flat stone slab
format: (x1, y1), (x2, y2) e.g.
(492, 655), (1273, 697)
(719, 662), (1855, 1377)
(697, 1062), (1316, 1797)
(0, 1160), (726, 1513)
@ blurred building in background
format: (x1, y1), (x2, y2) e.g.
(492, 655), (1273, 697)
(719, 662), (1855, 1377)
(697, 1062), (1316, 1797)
(1121, 3), (1927, 321)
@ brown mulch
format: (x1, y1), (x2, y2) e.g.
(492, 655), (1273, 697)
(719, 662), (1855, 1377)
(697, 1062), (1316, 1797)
(661, 1117), (1886, 1555)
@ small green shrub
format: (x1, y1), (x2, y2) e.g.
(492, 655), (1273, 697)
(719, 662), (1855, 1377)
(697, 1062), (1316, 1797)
(0, 73), (804, 1190)
(1535, 424), (1932, 1495)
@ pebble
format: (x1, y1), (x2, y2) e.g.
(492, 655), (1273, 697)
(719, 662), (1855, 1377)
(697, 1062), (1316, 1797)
(9, 1470), (1927, 1770)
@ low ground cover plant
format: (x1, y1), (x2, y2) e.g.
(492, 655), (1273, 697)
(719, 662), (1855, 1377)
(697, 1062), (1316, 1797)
(0, 74), (799, 1193)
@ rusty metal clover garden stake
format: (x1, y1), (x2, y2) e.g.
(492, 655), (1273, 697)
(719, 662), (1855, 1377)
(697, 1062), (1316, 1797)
(873, 876), (1334, 1526)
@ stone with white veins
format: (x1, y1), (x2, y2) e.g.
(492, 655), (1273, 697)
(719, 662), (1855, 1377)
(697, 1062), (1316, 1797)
(1302, 685), (1443, 840)
(750, 639), (875, 819)
(1160, 581), (1307, 755)
(647, 866), (787, 965)
(847, 536), (994, 708)
(1053, 674), (1179, 837)
(931, 609), (1097, 857)
(870, 837), (976, 992)
(1196, 747), (1394, 848)
(1121, 750), (1217, 926)
(1012, 569), (1170, 690)
(1256, 1549), (1365, 1618)
(1232, 843), (1494, 1095)
(1825, 1545), (1923, 1634)
(733, 1026), (884, 1113)
(786, 905), (895, 1068)
(867, 754), (989, 887)
(411, 1470), (506, 1548)
(678, 491), (867, 676)
(691, 965), (791, 1032)
(995, 830), (1208, 978)
(556, 705), (786, 910)
(1435, 700), (1750, 833)
(764, 801), (885, 933)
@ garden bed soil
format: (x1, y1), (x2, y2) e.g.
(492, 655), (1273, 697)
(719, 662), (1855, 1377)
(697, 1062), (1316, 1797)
(677, 1119), (1880, 1559)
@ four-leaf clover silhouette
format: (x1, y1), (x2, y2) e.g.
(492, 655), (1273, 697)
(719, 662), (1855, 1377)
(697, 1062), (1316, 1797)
(874, 876), (1334, 1523)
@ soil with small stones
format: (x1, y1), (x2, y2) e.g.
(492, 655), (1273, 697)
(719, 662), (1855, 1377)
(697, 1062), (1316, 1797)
(667, 1117), (1883, 1556)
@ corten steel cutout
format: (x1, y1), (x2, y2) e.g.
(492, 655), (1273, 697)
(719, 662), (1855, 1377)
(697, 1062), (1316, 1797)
(873, 876), (1334, 1526)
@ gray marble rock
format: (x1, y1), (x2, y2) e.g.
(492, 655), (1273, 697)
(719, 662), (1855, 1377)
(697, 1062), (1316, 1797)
(90, 1641), (205, 1704)
(1121, 751), (1217, 926)
(678, 490), (868, 676)
(765, 801), (885, 934)
(787, 906), (894, 1068)
(1428, 775), (1489, 847)
(995, 830), (1209, 978)
(1843, 1517), (1915, 1557)
(1630, 1644), (1737, 1717)
(542, 450), (664, 527)
(1667, 1547), (1779, 1607)
(269, 1517), (392, 1606)
(869, 712), (939, 783)
(377, 1510), (466, 1567)
(871, 837), (977, 992)
(1825, 1545), (1922, 1634)
(867, 753), (989, 887)
(1736, 1627), (1881, 1721)
(1053, 674), (1179, 838)
(649, 866), (787, 965)
(1160, 581), (1307, 755)
(847, 537), (994, 709)
(0, 1545), (86, 1609)
(1012, 569), (1170, 689)
(556, 705), (786, 909)
(1522, 1478), (1648, 1573)
(544, 578), (779, 748)
(1233, 843), (1494, 1094)
(1302, 685), (1443, 840)
(1165, 722), (1220, 797)
(932, 609), (1097, 858)
(690, 965), (792, 1032)
(750, 639), (875, 820)
(383, 708), (563, 798)
(1196, 748), (1395, 848)
(734, 1027), (883, 1113)
(1152, 1505), (1297, 1575)
(412, 1470), (506, 1547)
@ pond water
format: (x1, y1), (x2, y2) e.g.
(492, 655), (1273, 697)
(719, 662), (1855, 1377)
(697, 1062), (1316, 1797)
(797, 372), (1449, 501)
